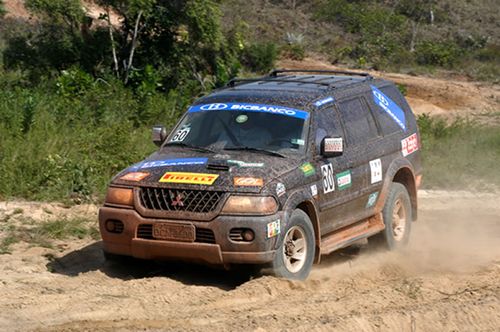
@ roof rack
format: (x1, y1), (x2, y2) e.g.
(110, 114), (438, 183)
(227, 77), (332, 88)
(269, 69), (372, 78)
(226, 68), (372, 89)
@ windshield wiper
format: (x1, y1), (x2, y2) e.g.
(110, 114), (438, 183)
(164, 142), (215, 153)
(224, 146), (286, 158)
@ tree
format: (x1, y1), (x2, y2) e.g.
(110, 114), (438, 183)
(394, 0), (437, 52)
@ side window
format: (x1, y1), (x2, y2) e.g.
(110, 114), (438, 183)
(367, 85), (407, 135)
(337, 97), (379, 146)
(314, 106), (344, 154)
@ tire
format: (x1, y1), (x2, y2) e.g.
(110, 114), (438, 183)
(269, 209), (315, 280)
(372, 182), (412, 250)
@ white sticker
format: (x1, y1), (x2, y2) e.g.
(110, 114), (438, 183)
(310, 184), (318, 197)
(321, 163), (335, 194)
(370, 159), (382, 184)
(236, 114), (248, 123)
(401, 133), (419, 157)
(267, 219), (281, 238)
(276, 183), (286, 197)
(324, 137), (343, 153)
(291, 138), (305, 146)
(171, 127), (191, 142)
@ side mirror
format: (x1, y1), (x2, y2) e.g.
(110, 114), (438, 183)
(152, 125), (167, 147)
(321, 137), (343, 157)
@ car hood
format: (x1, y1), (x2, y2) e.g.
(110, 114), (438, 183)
(112, 150), (302, 193)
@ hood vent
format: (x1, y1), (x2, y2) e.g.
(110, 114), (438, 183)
(206, 162), (230, 171)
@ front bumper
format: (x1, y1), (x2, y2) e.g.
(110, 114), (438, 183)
(99, 207), (283, 265)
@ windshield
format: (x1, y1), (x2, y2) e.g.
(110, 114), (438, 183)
(164, 103), (310, 156)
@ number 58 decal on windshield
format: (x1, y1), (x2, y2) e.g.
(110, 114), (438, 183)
(321, 163), (335, 193)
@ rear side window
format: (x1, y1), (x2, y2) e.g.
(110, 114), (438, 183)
(337, 97), (379, 146)
(368, 85), (407, 135)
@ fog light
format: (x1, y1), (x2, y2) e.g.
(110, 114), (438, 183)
(242, 229), (255, 241)
(105, 220), (124, 234)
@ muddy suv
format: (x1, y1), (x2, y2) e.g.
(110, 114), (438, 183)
(99, 69), (422, 280)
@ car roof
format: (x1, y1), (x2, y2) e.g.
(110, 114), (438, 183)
(194, 69), (391, 109)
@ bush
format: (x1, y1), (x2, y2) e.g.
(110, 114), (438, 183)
(241, 42), (278, 73)
(0, 72), (188, 202)
(415, 40), (460, 67)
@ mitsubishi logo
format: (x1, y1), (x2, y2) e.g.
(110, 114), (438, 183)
(170, 192), (185, 207)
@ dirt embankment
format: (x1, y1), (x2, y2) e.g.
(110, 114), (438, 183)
(0, 191), (499, 332)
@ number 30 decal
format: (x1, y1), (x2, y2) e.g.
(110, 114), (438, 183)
(171, 127), (191, 142)
(321, 163), (335, 193)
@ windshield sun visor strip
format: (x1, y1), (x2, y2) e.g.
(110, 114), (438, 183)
(188, 102), (309, 120)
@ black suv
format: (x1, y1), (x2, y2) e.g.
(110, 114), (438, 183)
(99, 69), (422, 280)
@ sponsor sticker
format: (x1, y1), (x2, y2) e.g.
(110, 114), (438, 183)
(267, 219), (281, 239)
(160, 172), (219, 185)
(366, 192), (379, 208)
(227, 160), (264, 168)
(314, 96), (335, 107)
(401, 133), (419, 157)
(291, 138), (305, 146)
(369, 158), (382, 184)
(321, 163), (335, 193)
(300, 162), (316, 177)
(140, 158), (208, 169)
(119, 172), (150, 182)
(276, 183), (286, 197)
(236, 114), (248, 123)
(233, 177), (264, 187)
(371, 85), (406, 131)
(171, 127), (191, 142)
(324, 137), (343, 153)
(311, 184), (318, 197)
(188, 103), (309, 120)
(336, 170), (352, 190)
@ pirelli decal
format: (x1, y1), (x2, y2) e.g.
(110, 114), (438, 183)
(160, 172), (219, 185)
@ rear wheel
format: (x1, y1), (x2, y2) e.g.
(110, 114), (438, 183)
(269, 209), (315, 280)
(372, 182), (412, 250)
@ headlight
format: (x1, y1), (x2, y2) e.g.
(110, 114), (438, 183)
(221, 196), (278, 215)
(105, 187), (134, 206)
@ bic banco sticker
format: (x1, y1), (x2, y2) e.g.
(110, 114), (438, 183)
(189, 103), (309, 120)
(370, 85), (406, 131)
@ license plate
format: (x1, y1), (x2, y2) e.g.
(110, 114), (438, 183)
(152, 223), (195, 242)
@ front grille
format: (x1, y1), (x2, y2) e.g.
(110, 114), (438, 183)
(136, 224), (216, 244)
(139, 187), (224, 213)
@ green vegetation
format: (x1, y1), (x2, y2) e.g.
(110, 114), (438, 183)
(417, 114), (500, 190)
(315, 0), (498, 78)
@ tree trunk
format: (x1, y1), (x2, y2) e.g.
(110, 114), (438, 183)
(409, 21), (419, 53)
(124, 10), (143, 84)
(106, 7), (119, 78)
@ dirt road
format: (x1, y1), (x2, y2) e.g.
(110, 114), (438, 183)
(0, 191), (499, 332)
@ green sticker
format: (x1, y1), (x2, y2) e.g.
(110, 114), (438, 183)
(236, 115), (248, 123)
(228, 160), (264, 168)
(336, 170), (352, 190)
(366, 192), (379, 208)
(300, 162), (316, 177)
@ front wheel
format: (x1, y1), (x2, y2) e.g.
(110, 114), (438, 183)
(269, 209), (315, 280)
(372, 182), (412, 250)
